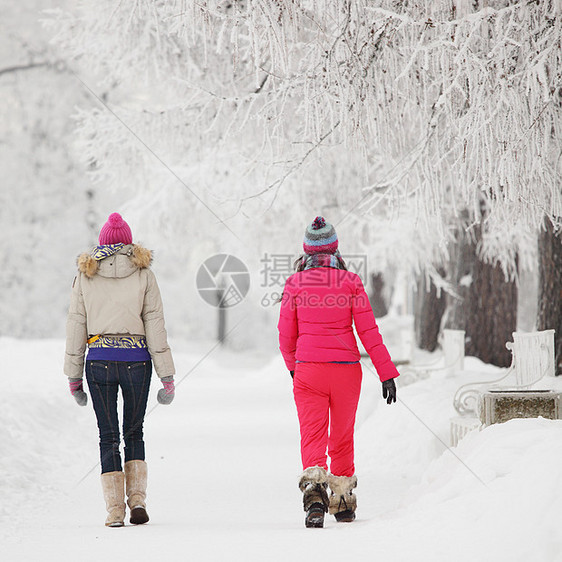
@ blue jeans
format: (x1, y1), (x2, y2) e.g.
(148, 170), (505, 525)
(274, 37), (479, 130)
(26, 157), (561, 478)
(85, 360), (152, 474)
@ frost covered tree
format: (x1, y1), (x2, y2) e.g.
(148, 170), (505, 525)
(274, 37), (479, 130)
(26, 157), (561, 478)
(0, 0), (105, 337)
(538, 220), (562, 374)
(47, 1), (562, 363)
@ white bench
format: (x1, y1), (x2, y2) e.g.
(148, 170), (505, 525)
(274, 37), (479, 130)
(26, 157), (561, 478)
(450, 329), (556, 446)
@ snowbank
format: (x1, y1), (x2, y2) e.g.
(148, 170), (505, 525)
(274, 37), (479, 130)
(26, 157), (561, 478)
(2, 337), (562, 561)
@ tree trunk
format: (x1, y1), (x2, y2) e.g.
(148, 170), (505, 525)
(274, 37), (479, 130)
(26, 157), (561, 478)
(414, 270), (446, 352)
(537, 220), (562, 376)
(465, 257), (517, 367)
(369, 273), (388, 318)
(443, 226), (477, 331)
(443, 225), (517, 367)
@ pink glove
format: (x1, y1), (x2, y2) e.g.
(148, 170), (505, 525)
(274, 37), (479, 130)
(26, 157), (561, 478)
(157, 376), (175, 405)
(69, 378), (88, 406)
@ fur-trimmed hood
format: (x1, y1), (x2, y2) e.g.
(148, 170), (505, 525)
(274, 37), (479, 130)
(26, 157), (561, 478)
(77, 244), (153, 279)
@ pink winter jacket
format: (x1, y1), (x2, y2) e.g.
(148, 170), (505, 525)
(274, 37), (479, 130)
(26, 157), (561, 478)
(278, 268), (399, 382)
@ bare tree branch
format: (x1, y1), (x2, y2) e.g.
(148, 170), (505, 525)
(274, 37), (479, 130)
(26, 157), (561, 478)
(240, 120), (341, 204)
(0, 62), (49, 77)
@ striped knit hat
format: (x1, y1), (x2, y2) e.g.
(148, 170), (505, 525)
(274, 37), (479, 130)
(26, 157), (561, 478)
(303, 216), (338, 255)
(98, 212), (133, 246)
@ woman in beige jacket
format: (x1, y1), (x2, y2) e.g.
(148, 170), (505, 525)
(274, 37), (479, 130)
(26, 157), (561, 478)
(64, 212), (175, 527)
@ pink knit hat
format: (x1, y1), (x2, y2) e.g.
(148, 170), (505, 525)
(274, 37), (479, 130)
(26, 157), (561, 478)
(98, 213), (133, 245)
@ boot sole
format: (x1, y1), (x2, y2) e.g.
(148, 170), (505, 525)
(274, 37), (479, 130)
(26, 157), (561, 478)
(106, 521), (124, 528)
(305, 514), (325, 528)
(305, 504), (325, 528)
(130, 507), (149, 525)
(334, 510), (356, 523)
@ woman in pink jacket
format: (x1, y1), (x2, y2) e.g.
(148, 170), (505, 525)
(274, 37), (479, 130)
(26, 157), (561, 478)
(278, 216), (399, 528)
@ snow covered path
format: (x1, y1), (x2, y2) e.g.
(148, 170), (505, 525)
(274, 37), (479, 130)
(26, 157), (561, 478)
(3, 338), (562, 561)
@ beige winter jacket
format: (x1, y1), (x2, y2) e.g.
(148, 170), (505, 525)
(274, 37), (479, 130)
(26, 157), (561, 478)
(64, 244), (175, 379)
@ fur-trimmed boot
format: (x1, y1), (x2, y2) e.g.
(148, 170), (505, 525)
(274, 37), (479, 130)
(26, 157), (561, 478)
(298, 466), (329, 528)
(100, 471), (126, 527)
(328, 474), (357, 522)
(124, 460), (149, 525)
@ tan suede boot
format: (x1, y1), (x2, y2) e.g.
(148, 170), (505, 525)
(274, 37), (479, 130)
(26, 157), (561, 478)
(100, 471), (126, 527)
(124, 460), (149, 525)
(328, 474), (357, 522)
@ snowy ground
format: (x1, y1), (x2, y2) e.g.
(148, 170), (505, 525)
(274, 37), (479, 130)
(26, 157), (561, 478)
(3, 336), (562, 562)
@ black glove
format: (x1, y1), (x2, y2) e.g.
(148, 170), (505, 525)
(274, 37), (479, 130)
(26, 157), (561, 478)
(290, 370), (294, 379)
(382, 379), (397, 404)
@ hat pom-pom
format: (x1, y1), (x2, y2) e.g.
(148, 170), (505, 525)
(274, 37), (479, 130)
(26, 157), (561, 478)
(107, 212), (125, 227)
(312, 216), (326, 230)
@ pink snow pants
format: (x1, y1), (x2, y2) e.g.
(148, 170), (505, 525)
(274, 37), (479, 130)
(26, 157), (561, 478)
(293, 362), (362, 477)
